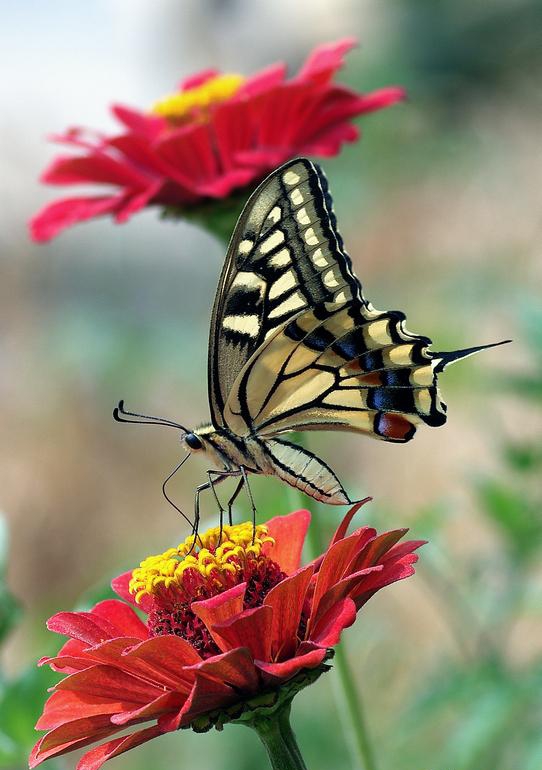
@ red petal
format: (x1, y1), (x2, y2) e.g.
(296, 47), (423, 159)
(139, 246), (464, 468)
(353, 554), (420, 608)
(76, 725), (163, 770)
(330, 500), (372, 546)
(310, 597), (356, 647)
(213, 605), (273, 661)
(91, 600), (148, 640)
(179, 68), (219, 91)
(381, 539), (426, 563)
(309, 565), (383, 632)
(111, 104), (165, 139)
(239, 63), (287, 97)
(264, 565), (314, 659)
(111, 572), (153, 614)
(263, 509), (311, 574)
(121, 635), (201, 691)
(46, 612), (118, 645)
(114, 181), (162, 223)
(159, 673), (236, 731)
(296, 38), (357, 86)
(30, 718), (123, 767)
(29, 195), (126, 242)
(352, 529), (408, 571)
(41, 153), (149, 188)
(36, 690), (134, 731)
(255, 648), (327, 685)
(310, 531), (369, 615)
(110, 690), (185, 726)
(186, 647), (259, 693)
(191, 582), (246, 650)
(54, 664), (165, 703)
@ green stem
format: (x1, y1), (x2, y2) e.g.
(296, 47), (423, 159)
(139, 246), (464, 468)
(288, 438), (378, 770)
(248, 702), (308, 770)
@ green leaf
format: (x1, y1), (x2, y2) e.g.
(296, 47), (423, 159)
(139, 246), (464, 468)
(0, 516), (21, 648)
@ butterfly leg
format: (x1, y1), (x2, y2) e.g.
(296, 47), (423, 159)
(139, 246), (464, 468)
(191, 470), (242, 552)
(239, 466), (257, 542)
(226, 477), (245, 526)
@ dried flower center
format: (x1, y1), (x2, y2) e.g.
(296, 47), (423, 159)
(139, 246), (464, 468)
(129, 522), (286, 658)
(151, 73), (245, 123)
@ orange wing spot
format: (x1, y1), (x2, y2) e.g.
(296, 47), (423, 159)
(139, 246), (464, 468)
(376, 413), (416, 441)
(356, 372), (383, 386)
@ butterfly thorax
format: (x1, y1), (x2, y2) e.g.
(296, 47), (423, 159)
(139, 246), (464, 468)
(187, 422), (261, 473)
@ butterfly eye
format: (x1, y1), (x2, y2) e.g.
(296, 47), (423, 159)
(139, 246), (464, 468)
(185, 433), (203, 450)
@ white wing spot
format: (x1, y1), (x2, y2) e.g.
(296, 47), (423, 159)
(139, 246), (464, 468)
(223, 314), (260, 337)
(283, 170), (301, 186)
(304, 227), (319, 246)
(269, 270), (297, 300)
(323, 269), (340, 288)
(238, 239), (253, 255)
(296, 207), (311, 226)
(290, 188), (304, 205)
(260, 230), (285, 254)
(269, 248), (291, 267)
(311, 248), (329, 268)
(269, 292), (306, 318)
(267, 206), (281, 224)
(231, 271), (265, 292)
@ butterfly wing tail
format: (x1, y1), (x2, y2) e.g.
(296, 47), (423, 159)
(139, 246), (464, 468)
(432, 339), (511, 373)
(256, 437), (352, 505)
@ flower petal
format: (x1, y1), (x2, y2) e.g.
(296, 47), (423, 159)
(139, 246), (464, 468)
(111, 104), (165, 138)
(111, 571), (154, 614)
(255, 648), (327, 684)
(212, 605), (273, 661)
(121, 635), (201, 691)
(76, 725), (163, 770)
(46, 612), (119, 646)
(110, 690), (185, 726)
(330, 500), (372, 546)
(41, 153), (149, 188)
(310, 597), (357, 647)
(239, 63), (287, 97)
(54, 664), (165, 703)
(159, 672), (237, 731)
(91, 600), (148, 640)
(30, 718), (123, 768)
(191, 582), (246, 650)
(29, 195), (126, 243)
(186, 647), (259, 693)
(264, 564), (314, 659)
(352, 553), (421, 609)
(36, 690), (133, 731)
(263, 509), (311, 574)
(296, 37), (357, 85)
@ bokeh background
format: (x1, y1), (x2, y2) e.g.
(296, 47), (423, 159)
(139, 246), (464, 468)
(1, 1), (541, 769)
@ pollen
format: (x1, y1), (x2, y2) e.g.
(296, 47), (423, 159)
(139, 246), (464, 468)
(129, 522), (285, 657)
(151, 73), (245, 123)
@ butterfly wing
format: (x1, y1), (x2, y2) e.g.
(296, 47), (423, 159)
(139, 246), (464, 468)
(208, 157), (362, 428)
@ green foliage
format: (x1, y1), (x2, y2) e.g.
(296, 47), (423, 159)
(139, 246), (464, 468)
(0, 517), (21, 651)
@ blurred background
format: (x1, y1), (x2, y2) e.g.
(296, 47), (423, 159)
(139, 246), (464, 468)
(1, 1), (541, 769)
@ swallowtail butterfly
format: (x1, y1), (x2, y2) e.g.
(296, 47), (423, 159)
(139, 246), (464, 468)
(115, 158), (507, 522)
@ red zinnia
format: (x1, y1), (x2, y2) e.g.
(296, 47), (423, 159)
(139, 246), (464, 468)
(31, 502), (422, 770)
(30, 39), (404, 242)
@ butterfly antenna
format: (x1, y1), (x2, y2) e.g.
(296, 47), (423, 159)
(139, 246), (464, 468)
(113, 399), (189, 431)
(433, 339), (512, 373)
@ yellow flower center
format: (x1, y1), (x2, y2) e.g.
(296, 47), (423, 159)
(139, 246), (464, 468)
(151, 73), (245, 123)
(129, 521), (274, 604)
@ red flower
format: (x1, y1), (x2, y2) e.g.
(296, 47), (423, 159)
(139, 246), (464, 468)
(31, 502), (422, 770)
(30, 39), (404, 242)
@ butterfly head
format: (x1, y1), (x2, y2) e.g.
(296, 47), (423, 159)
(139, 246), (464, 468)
(183, 432), (204, 451)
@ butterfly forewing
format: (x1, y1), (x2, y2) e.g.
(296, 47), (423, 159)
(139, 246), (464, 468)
(208, 158), (363, 427)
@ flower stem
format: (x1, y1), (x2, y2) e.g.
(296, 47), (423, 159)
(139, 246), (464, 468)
(248, 702), (308, 770)
(287, 438), (378, 770)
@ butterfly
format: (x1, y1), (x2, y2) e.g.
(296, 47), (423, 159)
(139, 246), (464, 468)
(114, 157), (507, 526)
